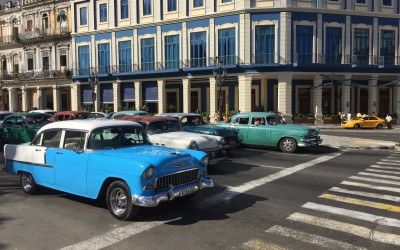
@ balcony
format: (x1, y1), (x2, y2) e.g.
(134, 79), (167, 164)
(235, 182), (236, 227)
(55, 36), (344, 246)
(2, 70), (72, 81)
(0, 35), (20, 47)
(18, 27), (71, 44)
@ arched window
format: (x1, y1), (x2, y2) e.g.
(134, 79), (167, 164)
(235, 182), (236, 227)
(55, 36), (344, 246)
(57, 10), (67, 30)
(42, 13), (49, 30)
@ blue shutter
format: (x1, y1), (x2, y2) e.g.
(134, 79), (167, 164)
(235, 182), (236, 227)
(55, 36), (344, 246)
(165, 35), (179, 69)
(218, 28), (235, 65)
(296, 26), (313, 63)
(142, 82), (158, 102)
(141, 38), (154, 71)
(78, 46), (90, 75)
(119, 41), (132, 72)
(255, 26), (275, 64)
(354, 28), (369, 64)
(381, 30), (395, 65)
(98, 43), (110, 74)
(101, 84), (113, 104)
(121, 83), (135, 102)
(100, 4), (107, 22)
(81, 84), (93, 104)
(121, 0), (129, 19)
(326, 27), (342, 64)
(80, 7), (87, 26)
(190, 31), (206, 67)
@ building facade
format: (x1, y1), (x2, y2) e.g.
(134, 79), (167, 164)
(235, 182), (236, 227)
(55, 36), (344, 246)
(0, 0), (72, 112)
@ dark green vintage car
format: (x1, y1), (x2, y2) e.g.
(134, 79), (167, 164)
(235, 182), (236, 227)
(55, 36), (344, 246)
(0, 113), (54, 147)
(215, 112), (322, 153)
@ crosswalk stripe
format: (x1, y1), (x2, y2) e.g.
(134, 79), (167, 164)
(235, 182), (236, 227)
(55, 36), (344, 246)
(241, 239), (288, 250)
(265, 225), (366, 250)
(377, 161), (400, 166)
(341, 181), (400, 193)
(288, 213), (400, 246)
(349, 176), (400, 186)
(358, 172), (400, 180)
(319, 194), (400, 212)
(366, 168), (400, 175)
(302, 202), (400, 228)
(329, 187), (400, 202)
(369, 164), (400, 170)
(381, 159), (400, 163)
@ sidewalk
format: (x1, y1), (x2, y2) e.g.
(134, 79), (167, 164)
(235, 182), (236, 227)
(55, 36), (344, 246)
(320, 135), (398, 150)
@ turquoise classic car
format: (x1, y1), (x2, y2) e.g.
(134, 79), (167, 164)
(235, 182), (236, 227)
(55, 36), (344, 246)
(107, 110), (149, 119)
(0, 113), (54, 147)
(216, 112), (322, 153)
(157, 113), (240, 151)
(4, 120), (213, 220)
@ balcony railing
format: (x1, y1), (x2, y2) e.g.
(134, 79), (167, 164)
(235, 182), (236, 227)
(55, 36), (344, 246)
(0, 34), (19, 45)
(18, 27), (70, 41)
(2, 70), (71, 81)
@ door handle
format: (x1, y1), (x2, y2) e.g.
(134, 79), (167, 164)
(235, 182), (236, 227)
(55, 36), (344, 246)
(35, 149), (41, 151)
(56, 152), (63, 154)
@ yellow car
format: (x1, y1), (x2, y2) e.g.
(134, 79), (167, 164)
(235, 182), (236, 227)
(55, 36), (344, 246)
(341, 116), (386, 129)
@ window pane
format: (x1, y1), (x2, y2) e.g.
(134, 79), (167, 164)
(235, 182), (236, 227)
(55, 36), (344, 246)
(100, 4), (107, 22)
(80, 7), (87, 25)
(380, 30), (395, 65)
(296, 25), (313, 63)
(354, 28), (369, 64)
(141, 38), (154, 71)
(168, 0), (177, 11)
(98, 43), (110, 73)
(165, 35), (179, 69)
(121, 0), (129, 19)
(64, 131), (86, 150)
(78, 46), (90, 75)
(193, 0), (203, 7)
(218, 28), (235, 65)
(119, 41), (132, 72)
(43, 130), (62, 148)
(190, 31), (207, 67)
(325, 27), (342, 64)
(143, 0), (152, 15)
(255, 25), (275, 64)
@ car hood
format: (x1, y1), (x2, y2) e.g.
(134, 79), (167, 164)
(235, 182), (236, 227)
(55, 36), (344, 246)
(274, 124), (320, 135)
(148, 131), (220, 150)
(184, 125), (238, 137)
(92, 145), (204, 172)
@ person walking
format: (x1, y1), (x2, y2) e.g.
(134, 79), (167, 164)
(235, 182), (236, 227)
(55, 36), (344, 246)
(386, 114), (392, 129)
(347, 112), (351, 121)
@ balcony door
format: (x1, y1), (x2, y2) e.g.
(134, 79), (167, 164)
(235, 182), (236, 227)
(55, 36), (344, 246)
(42, 52), (50, 72)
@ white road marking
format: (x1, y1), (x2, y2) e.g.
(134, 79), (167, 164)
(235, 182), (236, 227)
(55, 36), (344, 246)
(329, 187), (400, 202)
(377, 161), (400, 166)
(288, 213), (400, 246)
(381, 159), (400, 163)
(358, 172), (400, 180)
(250, 164), (286, 169)
(302, 202), (400, 228)
(266, 225), (366, 250)
(241, 239), (288, 250)
(341, 181), (400, 193)
(365, 168), (400, 175)
(319, 194), (400, 212)
(59, 153), (343, 250)
(348, 176), (400, 186)
(369, 164), (400, 170)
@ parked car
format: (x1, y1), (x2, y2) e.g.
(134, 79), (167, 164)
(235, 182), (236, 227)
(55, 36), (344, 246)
(157, 113), (240, 151)
(215, 112), (322, 153)
(54, 111), (92, 121)
(0, 113), (54, 147)
(0, 111), (14, 125)
(341, 116), (386, 129)
(4, 119), (213, 220)
(90, 112), (108, 119)
(107, 110), (148, 119)
(29, 109), (57, 116)
(116, 115), (227, 165)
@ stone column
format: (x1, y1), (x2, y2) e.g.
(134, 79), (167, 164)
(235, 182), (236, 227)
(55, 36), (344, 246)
(313, 75), (323, 125)
(51, 45), (56, 70)
(393, 82), (400, 124)
(280, 12), (291, 64)
(182, 78), (191, 113)
(260, 78), (267, 111)
(341, 82), (351, 114)
(21, 87), (27, 112)
(238, 74), (252, 112)
(134, 81), (142, 110)
(278, 73), (293, 123)
(209, 77), (217, 122)
(71, 83), (80, 111)
(8, 88), (15, 112)
(113, 81), (120, 112)
(368, 77), (378, 115)
(52, 86), (60, 111)
(157, 80), (165, 114)
(36, 87), (43, 110)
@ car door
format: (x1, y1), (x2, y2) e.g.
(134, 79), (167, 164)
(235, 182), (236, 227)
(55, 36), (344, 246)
(230, 115), (250, 143)
(367, 116), (378, 128)
(54, 130), (89, 195)
(247, 116), (271, 146)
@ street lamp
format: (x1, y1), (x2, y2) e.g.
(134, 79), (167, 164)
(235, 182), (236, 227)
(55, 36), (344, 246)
(88, 72), (98, 111)
(213, 57), (228, 122)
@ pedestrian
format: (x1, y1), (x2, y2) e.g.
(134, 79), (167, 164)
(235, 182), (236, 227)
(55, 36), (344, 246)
(356, 112), (362, 118)
(371, 111), (376, 116)
(385, 114), (392, 129)
(214, 110), (219, 123)
(347, 112), (351, 121)
(338, 111), (342, 125)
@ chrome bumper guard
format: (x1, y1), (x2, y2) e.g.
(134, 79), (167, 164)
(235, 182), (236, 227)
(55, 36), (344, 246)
(131, 176), (214, 207)
(298, 137), (323, 147)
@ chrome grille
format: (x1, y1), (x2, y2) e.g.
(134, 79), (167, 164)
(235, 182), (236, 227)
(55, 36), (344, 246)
(156, 169), (199, 190)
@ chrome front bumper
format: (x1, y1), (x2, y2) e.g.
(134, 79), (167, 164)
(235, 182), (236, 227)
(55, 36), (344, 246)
(298, 137), (323, 147)
(131, 176), (214, 207)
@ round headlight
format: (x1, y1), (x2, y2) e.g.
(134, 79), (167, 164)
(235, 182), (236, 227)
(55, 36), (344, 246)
(214, 131), (219, 136)
(190, 141), (198, 150)
(143, 166), (155, 179)
(201, 156), (209, 166)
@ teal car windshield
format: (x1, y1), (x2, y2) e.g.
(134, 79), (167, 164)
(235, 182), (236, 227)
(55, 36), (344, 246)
(147, 120), (181, 134)
(88, 126), (149, 150)
(181, 116), (204, 126)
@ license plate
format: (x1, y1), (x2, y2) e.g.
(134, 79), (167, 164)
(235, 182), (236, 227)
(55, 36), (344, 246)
(178, 186), (197, 197)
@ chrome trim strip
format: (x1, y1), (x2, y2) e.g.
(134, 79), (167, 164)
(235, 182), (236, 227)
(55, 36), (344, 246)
(6, 159), (53, 168)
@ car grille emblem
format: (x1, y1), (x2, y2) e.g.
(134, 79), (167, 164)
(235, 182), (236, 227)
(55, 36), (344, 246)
(175, 163), (186, 168)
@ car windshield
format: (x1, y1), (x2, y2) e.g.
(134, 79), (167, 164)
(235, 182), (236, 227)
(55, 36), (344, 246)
(26, 115), (54, 125)
(75, 113), (92, 119)
(88, 126), (149, 150)
(181, 116), (203, 126)
(147, 120), (181, 134)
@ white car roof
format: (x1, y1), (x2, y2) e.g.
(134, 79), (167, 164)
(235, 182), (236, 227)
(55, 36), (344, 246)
(29, 110), (56, 113)
(37, 119), (143, 134)
(0, 111), (14, 115)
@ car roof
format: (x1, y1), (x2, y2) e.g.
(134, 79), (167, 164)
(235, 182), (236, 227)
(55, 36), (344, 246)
(117, 115), (177, 123)
(29, 110), (56, 113)
(0, 111), (14, 115)
(158, 113), (200, 117)
(37, 119), (142, 134)
(54, 111), (91, 116)
(6, 113), (52, 118)
(234, 112), (278, 116)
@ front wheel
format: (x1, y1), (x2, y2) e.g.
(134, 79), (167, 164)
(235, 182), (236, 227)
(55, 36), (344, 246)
(106, 180), (140, 220)
(354, 123), (360, 129)
(376, 124), (383, 129)
(279, 138), (297, 153)
(20, 172), (38, 195)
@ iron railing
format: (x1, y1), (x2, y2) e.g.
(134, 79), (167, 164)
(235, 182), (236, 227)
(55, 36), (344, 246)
(0, 34), (19, 45)
(1, 70), (71, 80)
(18, 27), (70, 41)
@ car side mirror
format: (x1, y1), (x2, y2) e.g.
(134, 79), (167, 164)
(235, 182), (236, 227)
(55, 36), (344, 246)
(75, 146), (83, 154)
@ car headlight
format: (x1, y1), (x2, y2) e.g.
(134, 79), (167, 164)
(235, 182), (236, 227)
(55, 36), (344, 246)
(219, 138), (226, 146)
(201, 156), (209, 166)
(190, 141), (198, 150)
(142, 166), (155, 179)
(214, 131), (219, 136)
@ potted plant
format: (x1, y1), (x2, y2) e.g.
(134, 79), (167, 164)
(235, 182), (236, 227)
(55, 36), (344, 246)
(292, 113), (314, 124)
(322, 113), (339, 124)
(201, 112), (210, 123)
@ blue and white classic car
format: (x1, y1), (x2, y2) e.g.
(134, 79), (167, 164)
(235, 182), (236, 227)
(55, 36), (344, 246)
(4, 120), (213, 220)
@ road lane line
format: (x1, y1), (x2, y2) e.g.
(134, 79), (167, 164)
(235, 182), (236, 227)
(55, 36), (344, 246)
(59, 220), (171, 250)
(319, 194), (400, 212)
(302, 202), (400, 228)
(241, 239), (288, 250)
(341, 181), (400, 193)
(358, 172), (400, 180)
(377, 161), (400, 166)
(329, 187), (400, 202)
(250, 164), (286, 169)
(60, 153), (343, 250)
(287, 213), (400, 246)
(382, 159), (400, 163)
(265, 225), (366, 250)
(365, 168), (400, 175)
(369, 165), (400, 170)
(348, 176), (400, 186)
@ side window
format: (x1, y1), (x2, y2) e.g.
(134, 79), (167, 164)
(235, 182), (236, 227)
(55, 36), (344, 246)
(238, 116), (249, 125)
(252, 117), (265, 126)
(266, 116), (278, 125)
(64, 130), (86, 150)
(3, 117), (15, 125)
(42, 130), (62, 148)
(32, 134), (43, 146)
(369, 117), (377, 121)
(16, 117), (25, 126)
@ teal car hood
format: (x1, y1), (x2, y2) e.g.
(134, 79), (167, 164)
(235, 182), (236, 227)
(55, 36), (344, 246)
(183, 124), (238, 136)
(273, 124), (320, 135)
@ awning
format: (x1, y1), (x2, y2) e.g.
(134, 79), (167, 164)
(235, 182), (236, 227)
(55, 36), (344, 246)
(81, 84), (93, 104)
(142, 82), (158, 102)
(121, 83), (135, 102)
(101, 84), (113, 104)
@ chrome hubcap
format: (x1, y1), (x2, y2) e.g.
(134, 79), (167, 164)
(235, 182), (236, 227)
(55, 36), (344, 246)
(22, 174), (33, 191)
(110, 188), (127, 215)
(282, 139), (294, 151)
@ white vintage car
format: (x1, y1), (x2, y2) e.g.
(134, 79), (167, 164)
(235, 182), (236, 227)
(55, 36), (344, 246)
(116, 116), (227, 165)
